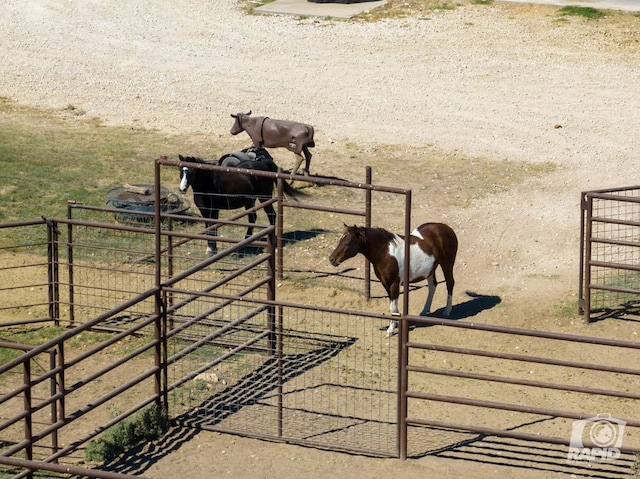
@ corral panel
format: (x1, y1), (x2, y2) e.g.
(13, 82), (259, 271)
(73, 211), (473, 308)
(168, 299), (397, 456)
(581, 187), (640, 321)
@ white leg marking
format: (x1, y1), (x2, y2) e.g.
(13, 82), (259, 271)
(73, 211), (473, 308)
(389, 298), (399, 316)
(179, 168), (189, 192)
(444, 293), (453, 317)
(387, 320), (398, 337)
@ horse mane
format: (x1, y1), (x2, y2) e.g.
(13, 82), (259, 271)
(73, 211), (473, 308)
(346, 225), (396, 244)
(178, 155), (210, 164)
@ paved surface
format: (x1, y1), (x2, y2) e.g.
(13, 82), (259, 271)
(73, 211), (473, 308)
(255, 0), (385, 18)
(255, 0), (639, 18)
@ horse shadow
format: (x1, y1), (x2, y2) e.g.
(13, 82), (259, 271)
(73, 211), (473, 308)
(102, 335), (357, 476)
(221, 229), (327, 258)
(408, 290), (501, 330)
(281, 228), (329, 246)
(284, 172), (351, 188)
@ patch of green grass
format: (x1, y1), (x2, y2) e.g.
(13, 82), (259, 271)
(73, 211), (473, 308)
(553, 298), (581, 319)
(0, 98), (218, 224)
(557, 5), (606, 19)
(2, 325), (66, 346)
(0, 326), (65, 366)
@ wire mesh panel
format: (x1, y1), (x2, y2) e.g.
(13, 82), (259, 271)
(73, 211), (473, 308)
(0, 221), (52, 325)
(581, 187), (640, 322)
(58, 220), (159, 327)
(169, 297), (398, 456)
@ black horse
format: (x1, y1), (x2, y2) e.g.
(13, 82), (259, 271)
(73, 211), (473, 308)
(178, 148), (300, 256)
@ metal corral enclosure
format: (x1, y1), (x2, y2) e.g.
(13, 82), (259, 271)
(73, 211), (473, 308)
(580, 186), (640, 322)
(2, 162), (640, 478)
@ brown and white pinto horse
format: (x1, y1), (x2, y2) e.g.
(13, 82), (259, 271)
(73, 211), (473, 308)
(329, 223), (458, 336)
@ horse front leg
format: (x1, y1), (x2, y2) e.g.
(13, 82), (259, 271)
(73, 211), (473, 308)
(387, 279), (401, 336)
(244, 210), (257, 240)
(205, 210), (219, 256)
(205, 229), (218, 257)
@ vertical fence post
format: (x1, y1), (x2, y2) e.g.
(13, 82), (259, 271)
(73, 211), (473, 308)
(583, 193), (593, 324)
(276, 169), (285, 282)
(23, 358), (33, 479)
(398, 189), (411, 460)
(49, 349), (59, 459)
(46, 218), (60, 326)
(66, 202), (76, 326)
(365, 166), (372, 300)
(154, 159), (169, 413)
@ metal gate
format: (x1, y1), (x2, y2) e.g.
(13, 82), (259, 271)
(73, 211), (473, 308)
(580, 186), (640, 323)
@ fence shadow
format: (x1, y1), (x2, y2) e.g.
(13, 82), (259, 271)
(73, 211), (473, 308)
(105, 335), (357, 476)
(407, 417), (635, 479)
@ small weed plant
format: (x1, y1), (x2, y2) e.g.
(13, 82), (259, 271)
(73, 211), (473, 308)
(85, 404), (169, 462)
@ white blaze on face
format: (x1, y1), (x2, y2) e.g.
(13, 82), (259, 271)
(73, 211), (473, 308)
(388, 233), (435, 284)
(179, 167), (189, 192)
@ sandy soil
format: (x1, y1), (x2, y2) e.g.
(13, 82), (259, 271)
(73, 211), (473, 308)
(2, 0), (640, 478)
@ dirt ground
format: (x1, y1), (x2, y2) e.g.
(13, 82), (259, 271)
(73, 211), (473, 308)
(2, 0), (640, 477)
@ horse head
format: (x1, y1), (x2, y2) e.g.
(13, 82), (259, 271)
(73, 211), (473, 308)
(329, 224), (364, 267)
(178, 155), (203, 193)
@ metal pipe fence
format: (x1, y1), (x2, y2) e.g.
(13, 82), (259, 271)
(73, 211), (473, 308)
(2, 168), (640, 477)
(580, 186), (640, 323)
(400, 314), (640, 460)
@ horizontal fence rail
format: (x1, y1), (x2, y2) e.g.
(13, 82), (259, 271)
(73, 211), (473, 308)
(401, 314), (640, 460)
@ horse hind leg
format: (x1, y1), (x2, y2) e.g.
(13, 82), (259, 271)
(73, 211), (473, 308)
(419, 275), (437, 316)
(442, 266), (455, 318)
(291, 154), (304, 177)
(301, 146), (312, 176)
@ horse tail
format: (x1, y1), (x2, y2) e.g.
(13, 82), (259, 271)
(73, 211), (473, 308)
(282, 181), (306, 201)
(306, 124), (315, 146)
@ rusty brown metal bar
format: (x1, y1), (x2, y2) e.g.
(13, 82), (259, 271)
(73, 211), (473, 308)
(408, 314), (640, 349)
(364, 166), (372, 300)
(407, 391), (640, 430)
(406, 417), (640, 455)
(0, 456), (151, 479)
(408, 364), (640, 401)
(398, 189), (411, 460)
(0, 219), (47, 229)
(411, 342), (640, 376)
